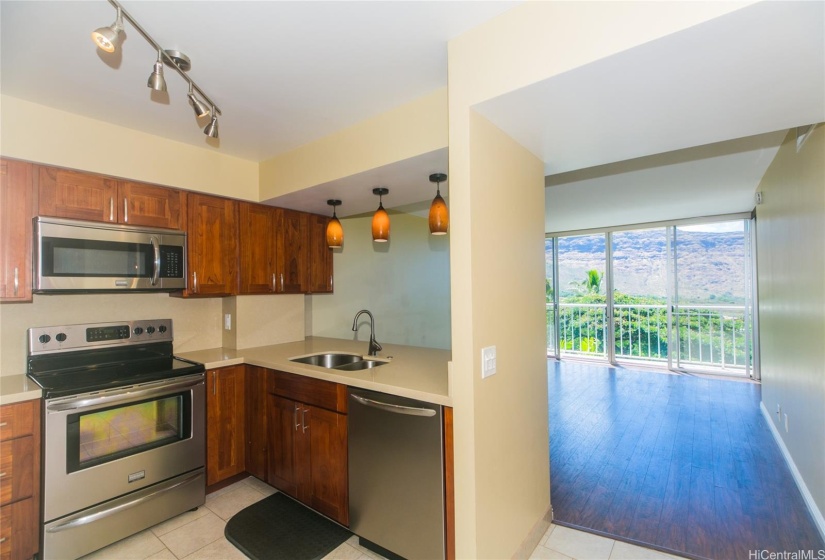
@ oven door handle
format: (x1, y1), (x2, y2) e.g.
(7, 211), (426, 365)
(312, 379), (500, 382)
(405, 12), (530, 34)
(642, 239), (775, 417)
(46, 376), (203, 412)
(45, 471), (203, 534)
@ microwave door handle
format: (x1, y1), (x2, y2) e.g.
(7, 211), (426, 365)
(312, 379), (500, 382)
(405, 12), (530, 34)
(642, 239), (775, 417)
(150, 236), (161, 286)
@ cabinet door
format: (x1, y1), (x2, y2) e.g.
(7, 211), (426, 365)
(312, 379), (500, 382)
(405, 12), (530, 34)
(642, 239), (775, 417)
(206, 366), (245, 486)
(118, 181), (185, 229)
(37, 166), (118, 223)
(274, 208), (307, 293)
(239, 203), (277, 294)
(245, 366), (268, 480)
(0, 498), (37, 560)
(267, 395), (301, 497)
(187, 193), (238, 296)
(0, 159), (34, 302)
(307, 406), (348, 525)
(307, 214), (333, 294)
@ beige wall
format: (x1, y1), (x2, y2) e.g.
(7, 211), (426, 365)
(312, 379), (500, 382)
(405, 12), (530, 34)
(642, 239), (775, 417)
(223, 294), (306, 350)
(307, 212), (450, 350)
(0, 293), (222, 376)
(0, 95), (259, 201)
(259, 89), (447, 200)
(755, 125), (825, 520)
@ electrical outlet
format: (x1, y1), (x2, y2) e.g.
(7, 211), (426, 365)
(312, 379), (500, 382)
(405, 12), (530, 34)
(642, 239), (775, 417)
(481, 346), (497, 379)
(784, 413), (789, 432)
(224, 313), (232, 331)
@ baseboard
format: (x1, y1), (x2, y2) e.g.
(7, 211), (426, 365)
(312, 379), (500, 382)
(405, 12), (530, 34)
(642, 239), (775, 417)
(759, 401), (825, 543)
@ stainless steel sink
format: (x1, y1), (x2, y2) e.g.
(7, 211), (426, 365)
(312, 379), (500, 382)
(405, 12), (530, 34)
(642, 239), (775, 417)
(289, 352), (389, 371)
(334, 359), (388, 372)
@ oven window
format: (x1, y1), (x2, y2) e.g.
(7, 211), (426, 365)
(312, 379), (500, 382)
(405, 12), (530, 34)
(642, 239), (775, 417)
(66, 392), (192, 473)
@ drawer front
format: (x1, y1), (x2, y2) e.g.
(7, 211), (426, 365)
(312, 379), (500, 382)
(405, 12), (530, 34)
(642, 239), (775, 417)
(0, 438), (34, 507)
(269, 370), (346, 413)
(0, 402), (36, 442)
(0, 497), (37, 560)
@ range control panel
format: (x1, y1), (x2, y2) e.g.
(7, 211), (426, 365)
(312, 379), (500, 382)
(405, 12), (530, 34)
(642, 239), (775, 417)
(28, 319), (173, 355)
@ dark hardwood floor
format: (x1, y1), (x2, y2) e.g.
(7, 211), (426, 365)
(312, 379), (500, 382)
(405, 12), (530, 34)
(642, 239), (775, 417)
(548, 360), (824, 560)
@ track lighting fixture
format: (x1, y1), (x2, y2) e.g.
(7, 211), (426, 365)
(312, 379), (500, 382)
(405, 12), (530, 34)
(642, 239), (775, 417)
(91, 0), (222, 139)
(91, 7), (124, 53)
(203, 109), (219, 139)
(326, 200), (344, 249)
(147, 50), (167, 92)
(187, 83), (210, 119)
(428, 173), (449, 235)
(372, 188), (390, 243)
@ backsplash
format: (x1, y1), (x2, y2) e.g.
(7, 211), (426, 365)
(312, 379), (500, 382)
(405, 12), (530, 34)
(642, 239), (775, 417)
(0, 293), (222, 376)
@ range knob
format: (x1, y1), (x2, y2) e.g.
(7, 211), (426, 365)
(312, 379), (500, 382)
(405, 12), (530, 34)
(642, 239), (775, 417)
(38, 334), (51, 344)
(146, 326), (156, 334)
(55, 333), (67, 342)
(133, 327), (144, 336)
(158, 325), (167, 334)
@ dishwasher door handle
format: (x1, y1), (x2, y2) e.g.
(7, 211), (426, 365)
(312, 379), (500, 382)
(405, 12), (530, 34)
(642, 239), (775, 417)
(350, 394), (436, 417)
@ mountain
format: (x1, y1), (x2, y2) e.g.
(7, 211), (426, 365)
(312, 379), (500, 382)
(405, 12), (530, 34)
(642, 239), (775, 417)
(546, 228), (748, 304)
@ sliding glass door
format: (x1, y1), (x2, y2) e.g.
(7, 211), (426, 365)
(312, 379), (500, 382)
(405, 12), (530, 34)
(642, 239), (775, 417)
(546, 216), (757, 377)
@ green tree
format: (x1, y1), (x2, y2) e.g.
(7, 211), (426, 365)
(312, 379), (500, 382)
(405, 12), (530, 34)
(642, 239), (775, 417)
(569, 269), (603, 294)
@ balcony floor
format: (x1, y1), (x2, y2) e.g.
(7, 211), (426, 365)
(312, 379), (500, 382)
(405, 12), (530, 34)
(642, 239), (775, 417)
(548, 360), (823, 560)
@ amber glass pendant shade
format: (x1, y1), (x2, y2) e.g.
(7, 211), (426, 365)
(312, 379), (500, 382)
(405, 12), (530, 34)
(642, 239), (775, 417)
(326, 200), (343, 248)
(371, 188), (390, 242)
(428, 173), (448, 235)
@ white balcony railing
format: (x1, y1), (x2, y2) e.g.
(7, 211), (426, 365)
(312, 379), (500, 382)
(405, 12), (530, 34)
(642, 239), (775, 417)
(546, 303), (749, 372)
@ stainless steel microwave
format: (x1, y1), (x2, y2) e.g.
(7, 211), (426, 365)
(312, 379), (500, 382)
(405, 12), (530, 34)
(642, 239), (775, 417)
(34, 217), (187, 292)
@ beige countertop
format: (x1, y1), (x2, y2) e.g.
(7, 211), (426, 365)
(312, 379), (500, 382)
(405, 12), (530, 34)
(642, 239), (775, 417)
(0, 374), (43, 406)
(177, 337), (452, 407)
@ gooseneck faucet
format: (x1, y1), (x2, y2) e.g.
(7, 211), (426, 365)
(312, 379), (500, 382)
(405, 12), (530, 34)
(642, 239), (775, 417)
(352, 309), (382, 356)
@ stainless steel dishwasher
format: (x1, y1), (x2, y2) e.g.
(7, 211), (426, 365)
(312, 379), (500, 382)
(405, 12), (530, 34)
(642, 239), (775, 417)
(348, 388), (445, 560)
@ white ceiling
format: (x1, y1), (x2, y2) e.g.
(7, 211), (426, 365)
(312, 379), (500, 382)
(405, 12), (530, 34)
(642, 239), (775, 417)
(1, 2), (823, 223)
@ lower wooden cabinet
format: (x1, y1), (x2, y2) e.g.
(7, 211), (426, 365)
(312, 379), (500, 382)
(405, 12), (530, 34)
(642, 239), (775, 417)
(244, 366), (268, 480)
(266, 371), (348, 525)
(0, 400), (40, 560)
(206, 366), (246, 485)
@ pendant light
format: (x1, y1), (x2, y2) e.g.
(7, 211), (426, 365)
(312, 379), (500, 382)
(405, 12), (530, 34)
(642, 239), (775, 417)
(428, 173), (449, 235)
(372, 188), (390, 242)
(326, 200), (343, 248)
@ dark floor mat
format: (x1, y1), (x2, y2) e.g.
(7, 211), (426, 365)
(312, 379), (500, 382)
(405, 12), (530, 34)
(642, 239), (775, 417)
(225, 492), (352, 560)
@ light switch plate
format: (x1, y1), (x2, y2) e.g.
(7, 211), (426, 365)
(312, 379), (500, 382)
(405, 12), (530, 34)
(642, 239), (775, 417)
(481, 346), (497, 378)
(224, 313), (232, 331)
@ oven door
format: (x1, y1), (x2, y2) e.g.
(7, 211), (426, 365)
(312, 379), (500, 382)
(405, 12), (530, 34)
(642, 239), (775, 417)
(42, 374), (205, 523)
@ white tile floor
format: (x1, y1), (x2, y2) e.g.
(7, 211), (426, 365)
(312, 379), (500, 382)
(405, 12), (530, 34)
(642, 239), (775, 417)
(81, 477), (687, 560)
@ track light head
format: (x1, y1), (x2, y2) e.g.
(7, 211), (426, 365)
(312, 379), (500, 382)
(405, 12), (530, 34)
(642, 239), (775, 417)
(91, 7), (124, 53)
(187, 84), (210, 118)
(147, 52), (166, 92)
(204, 112), (219, 138)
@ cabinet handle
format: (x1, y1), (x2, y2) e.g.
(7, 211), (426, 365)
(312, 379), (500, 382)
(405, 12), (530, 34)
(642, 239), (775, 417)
(294, 403), (301, 431)
(0, 472), (6, 478)
(302, 407), (309, 433)
(0, 422), (6, 427)
(109, 197), (114, 222)
(329, 275), (333, 292)
(272, 273), (276, 292)
(13, 267), (19, 296)
(193, 271), (198, 294)
(212, 371), (216, 396)
(0, 537), (6, 544)
(123, 198), (128, 223)
(280, 273), (284, 292)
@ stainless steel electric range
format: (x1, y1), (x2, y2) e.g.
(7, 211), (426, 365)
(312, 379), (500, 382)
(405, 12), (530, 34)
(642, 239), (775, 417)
(27, 319), (206, 560)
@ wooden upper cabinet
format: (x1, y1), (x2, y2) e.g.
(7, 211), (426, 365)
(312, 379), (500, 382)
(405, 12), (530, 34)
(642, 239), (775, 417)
(186, 193), (238, 296)
(118, 181), (185, 229)
(307, 214), (333, 294)
(275, 208), (307, 294)
(38, 166), (118, 223)
(239, 202), (277, 294)
(0, 159), (34, 302)
(38, 166), (185, 229)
